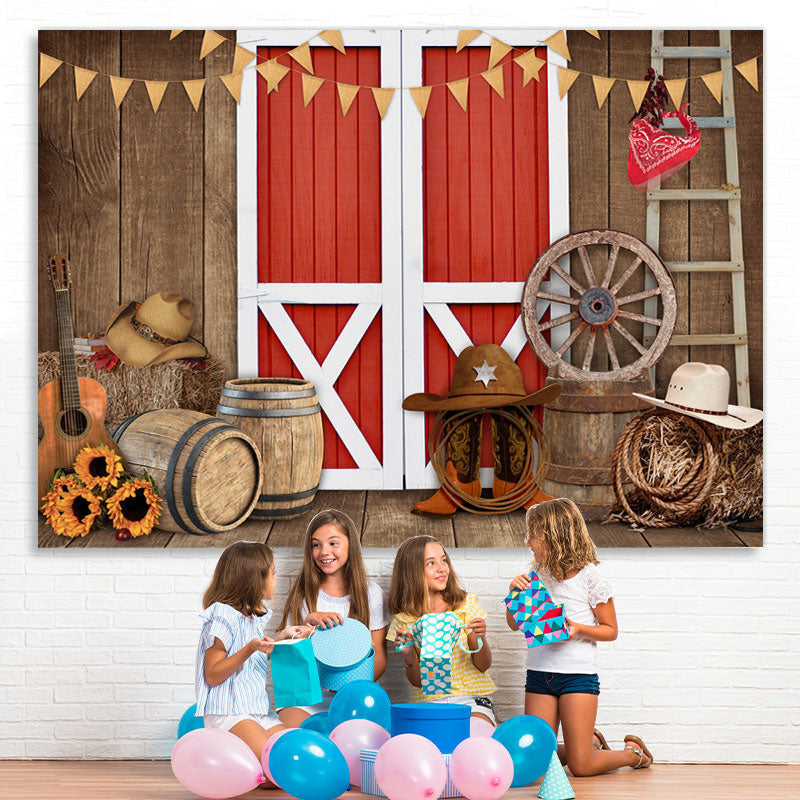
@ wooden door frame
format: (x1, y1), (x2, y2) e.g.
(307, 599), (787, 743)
(401, 29), (570, 488)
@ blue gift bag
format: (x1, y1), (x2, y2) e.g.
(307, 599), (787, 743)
(270, 637), (323, 708)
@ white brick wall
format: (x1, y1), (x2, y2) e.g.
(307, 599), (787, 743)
(3, 0), (799, 766)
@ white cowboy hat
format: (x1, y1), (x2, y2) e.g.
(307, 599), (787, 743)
(632, 362), (762, 430)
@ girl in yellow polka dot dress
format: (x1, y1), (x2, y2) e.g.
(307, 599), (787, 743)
(387, 535), (497, 726)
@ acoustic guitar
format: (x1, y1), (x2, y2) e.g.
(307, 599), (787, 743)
(37, 253), (124, 502)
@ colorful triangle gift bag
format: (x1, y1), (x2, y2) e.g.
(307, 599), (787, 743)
(504, 571), (569, 648)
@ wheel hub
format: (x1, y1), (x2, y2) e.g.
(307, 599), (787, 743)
(579, 287), (617, 326)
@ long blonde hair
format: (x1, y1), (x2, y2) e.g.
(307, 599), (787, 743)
(279, 509), (371, 628)
(203, 541), (274, 617)
(525, 498), (598, 581)
(387, 535), (466, 617)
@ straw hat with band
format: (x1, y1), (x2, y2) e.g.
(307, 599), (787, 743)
(402, 344), (561, 412)
(105, 291), (208, 367)
(632, 362), (762, 430)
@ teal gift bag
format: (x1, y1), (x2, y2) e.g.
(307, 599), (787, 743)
(270, 638), (323, 708)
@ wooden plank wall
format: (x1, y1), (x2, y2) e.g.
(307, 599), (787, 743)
(38, 30), (238, 378)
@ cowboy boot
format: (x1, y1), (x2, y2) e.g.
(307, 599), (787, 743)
(491, 409), (553, 509)
(412, 413), (482, 517)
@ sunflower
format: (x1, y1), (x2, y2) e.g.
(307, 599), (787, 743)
(105, 478), (162, 538)
(40, 474), (79, 529)
(54, 485), (103, 538)
(73, 443), (123, 492)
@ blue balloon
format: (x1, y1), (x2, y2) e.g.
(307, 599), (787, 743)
(300, 711), (330, 734)
(492, 714), (556, 786)
(269, 729), (350, 800)
(176, 704), (204, 738)
(327, 680), (391, 732)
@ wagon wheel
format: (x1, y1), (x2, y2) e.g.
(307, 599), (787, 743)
(521, 230), (677, 381)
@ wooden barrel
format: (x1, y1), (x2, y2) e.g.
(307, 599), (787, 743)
(541, 372), (655, 522)
(216, 378), (324, 519)
(112, 409), (262, 535)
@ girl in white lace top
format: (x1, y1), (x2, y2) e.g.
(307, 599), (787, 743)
(506, 498), (653, 776)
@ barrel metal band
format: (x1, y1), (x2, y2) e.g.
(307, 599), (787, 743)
(259, 485), (318, 502)
(221, 387), (316, 400)
(112, 410), (154, 442)
(251, 499), (316, 517)
(216, 403), (320, 418)
(165, 418), (224, 536)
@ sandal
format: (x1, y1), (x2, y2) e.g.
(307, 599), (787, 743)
(624, 735), (653, 769)
(592, 728), (611, 751)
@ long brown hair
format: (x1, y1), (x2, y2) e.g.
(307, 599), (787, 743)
(387, 535), (466, 617)
(203, 541), (275, 617)
(525, 498), (599, 581)
(279, 509), (371, 628)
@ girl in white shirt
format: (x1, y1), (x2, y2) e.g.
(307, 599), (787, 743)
(196, 541), (312, 778)
(278, 509), (390, 727)
(507, 498), (653, 776)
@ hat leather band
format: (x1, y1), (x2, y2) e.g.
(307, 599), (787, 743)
(130, 314), (183, 347)
(666, 400), (746, 423)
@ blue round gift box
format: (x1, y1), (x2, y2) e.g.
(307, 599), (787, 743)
(390, 702), (470, 753)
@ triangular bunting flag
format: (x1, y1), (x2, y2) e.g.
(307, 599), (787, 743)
(256, 60), (290, 94)
(456, 30), (482, 52)
(514, 49), (546, 86)
(735, 58), (759, 91)
(39, 54), (62, 88)
(410, 85), (433, 119)
(371, 87), (395, 119)
(169, 30), (183, 40)
(301, 73), (324, 107)
(558, 68), (580, 99)
(543, 30), (571, 62)
(233, 45), (256, 74)
(627, 79), (649, 112)
(337, 83), (359, 116)
(481, 66), (504, 98)
(447, 77), (469, 111)
(538, 751), (575, 799)
(145, 80), (169, 113)
(74, 66), (97, 100)
(488, 37), (512, 70)
(182, 79), (205, 111)
(664, 78), (687, 109)
(219, 71), (243, 103)
(592, 75), (615, 109)
(586, 30), (600, 39)
(289, 42), (314, 75)
(109, 75), (133, 108)
(700, 70), (723, 103)
(319, 30), (346, 54)
(200, 30), (226, 60)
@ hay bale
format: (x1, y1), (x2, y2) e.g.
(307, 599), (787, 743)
(38, 352), (226, 431)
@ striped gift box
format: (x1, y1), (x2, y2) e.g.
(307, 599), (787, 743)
(360, 748), (461, 798)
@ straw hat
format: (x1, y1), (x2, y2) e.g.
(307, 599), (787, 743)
(402, 344), (561, 412)
(632, 362), (762, 430)
(104, 292), (208, 367)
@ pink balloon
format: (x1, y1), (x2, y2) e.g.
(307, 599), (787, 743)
(374, 734), (447, 800)
(260, 727), (292, 786)
(448, 737), (514, 800)
(330, 719), (391, 786)
(470, 716), (496, 738)
(171, 728), (264, 799)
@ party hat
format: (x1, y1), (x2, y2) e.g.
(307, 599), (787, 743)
(538, 751), (574, 799)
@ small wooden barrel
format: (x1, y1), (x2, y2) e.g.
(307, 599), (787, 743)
(542, 372), (655, 522)
(216, 378), (324, 519)
(112, 409), (262, 535)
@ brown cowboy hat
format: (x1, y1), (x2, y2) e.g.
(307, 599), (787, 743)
(402, 343), (561, 412)
(105, 291), (208, 367)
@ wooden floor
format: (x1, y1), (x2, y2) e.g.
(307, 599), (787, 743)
(37, 490), (762, 549)
(1, 761), (795, 800)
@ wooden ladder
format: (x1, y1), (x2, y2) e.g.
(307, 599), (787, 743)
(644, 30), (750, 406)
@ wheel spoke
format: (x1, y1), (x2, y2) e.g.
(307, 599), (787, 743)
(556, 321), (588, 357)
(612, 320), (647, 355)
(609, 257), (643, 295)
(551, 262), (587, 296)
(538, 311), (579, 332)
(581, 328), (597, 371)
(536, 291), (580, 306)
(616, 287), (662, 306)
(617, 309), (662, 327)
(602, 326), (620, 370)
(577, 246), (596, 288)
(600, 243), (620, 289)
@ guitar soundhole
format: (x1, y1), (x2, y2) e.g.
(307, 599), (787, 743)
(58, 409), (89, 438)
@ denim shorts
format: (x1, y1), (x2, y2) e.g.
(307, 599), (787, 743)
(525, 670), (600, 696)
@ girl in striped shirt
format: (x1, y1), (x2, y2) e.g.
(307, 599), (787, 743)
(195, 541), (313, 773)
